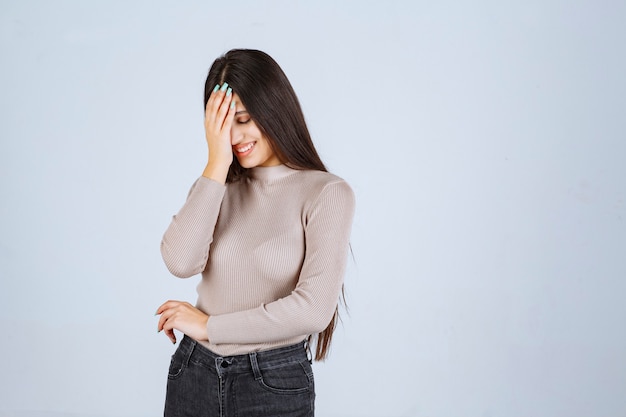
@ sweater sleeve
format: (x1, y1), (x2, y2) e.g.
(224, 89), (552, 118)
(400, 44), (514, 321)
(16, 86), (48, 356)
(206, 180), (355, 344)
(160, 177), (226, 278)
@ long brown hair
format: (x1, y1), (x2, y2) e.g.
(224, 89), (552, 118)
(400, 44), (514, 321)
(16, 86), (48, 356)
(203, 49), (341, 360)
(204, 49), (326, 182)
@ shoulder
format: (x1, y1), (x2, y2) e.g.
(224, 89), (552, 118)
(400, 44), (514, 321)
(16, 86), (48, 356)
(295, 169), (351, 189)
(296, 170), (353, 197)
(294, 170), (355, 215)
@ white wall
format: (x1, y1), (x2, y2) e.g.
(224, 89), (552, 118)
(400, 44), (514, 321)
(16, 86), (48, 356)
(1, 1), (625, 416)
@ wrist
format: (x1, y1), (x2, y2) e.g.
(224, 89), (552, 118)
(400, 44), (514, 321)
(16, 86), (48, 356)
(202, 159), (230, 184)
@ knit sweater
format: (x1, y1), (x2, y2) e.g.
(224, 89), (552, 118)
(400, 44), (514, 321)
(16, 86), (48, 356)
(161, 164), (355, 356)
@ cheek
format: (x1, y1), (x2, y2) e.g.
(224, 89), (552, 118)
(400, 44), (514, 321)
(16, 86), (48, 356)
(230, 124), (250, 142)
(234, 124), (257, 139)
(259, 138), (272, 152)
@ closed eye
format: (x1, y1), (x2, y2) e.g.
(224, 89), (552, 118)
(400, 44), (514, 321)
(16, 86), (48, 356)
(235, 110), (250, 125)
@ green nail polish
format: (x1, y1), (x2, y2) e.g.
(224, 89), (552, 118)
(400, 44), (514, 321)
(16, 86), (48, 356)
(213, 84), (220, 93)
(230, 101), (235, 109)
(226, 87), (232, 96)
(220, 82), (229, 92)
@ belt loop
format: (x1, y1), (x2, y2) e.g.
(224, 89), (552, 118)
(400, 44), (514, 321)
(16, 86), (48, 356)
(248, 352), (262, 381)
(184, 336), (196, 368)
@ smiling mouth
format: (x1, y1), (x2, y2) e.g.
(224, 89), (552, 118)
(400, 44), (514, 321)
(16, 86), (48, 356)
(234, 142), (255, 154)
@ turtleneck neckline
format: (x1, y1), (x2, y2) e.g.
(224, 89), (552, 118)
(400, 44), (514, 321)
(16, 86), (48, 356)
(249, 164), (298, 182)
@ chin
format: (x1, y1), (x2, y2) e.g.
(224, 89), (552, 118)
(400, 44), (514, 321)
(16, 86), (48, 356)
(237, 159), (257, 169)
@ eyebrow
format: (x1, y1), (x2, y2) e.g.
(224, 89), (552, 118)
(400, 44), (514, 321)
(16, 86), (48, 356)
(235, 110), (249, 116)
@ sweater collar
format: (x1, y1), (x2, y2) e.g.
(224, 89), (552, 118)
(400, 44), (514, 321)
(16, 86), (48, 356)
(249, 164), (298, 182)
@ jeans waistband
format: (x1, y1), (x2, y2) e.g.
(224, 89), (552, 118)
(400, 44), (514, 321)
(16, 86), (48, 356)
(176, 335), (310, 375)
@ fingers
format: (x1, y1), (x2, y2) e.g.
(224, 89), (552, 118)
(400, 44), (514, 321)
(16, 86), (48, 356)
(222, 95), (236, 132)
(155, 299), (183, 316)
(155, 300), (209, 343)
(165, 328), (176, 344)
(215, 85), (234, 131)
(204, 83), (235, 173)
(156, 300), (188, 332)
(156, 300), (180, 343)
(205, 83), (224, 119)
(206, 83), (234, 131)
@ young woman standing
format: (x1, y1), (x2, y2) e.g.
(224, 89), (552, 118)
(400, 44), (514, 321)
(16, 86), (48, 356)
(156, 49), (355, 417)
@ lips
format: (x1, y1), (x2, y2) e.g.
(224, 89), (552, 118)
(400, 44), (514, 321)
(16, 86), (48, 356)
(234, 141), (255, 155)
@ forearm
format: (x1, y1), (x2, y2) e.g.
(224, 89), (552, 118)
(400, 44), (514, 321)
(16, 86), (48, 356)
(206, 273), (345, 344)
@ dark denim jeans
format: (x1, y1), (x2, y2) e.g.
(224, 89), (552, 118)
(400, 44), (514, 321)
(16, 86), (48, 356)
(164, 335), (315, 417)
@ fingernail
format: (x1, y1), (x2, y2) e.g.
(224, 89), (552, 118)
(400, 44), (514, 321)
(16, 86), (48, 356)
(230, 101), (235, 109)
(220, 82), (229, 92)
(213, 84), (220, 93)
(226, 87), (232, 96)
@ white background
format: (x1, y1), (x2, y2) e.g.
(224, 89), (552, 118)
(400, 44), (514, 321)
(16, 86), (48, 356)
(1, 1), (625, 416)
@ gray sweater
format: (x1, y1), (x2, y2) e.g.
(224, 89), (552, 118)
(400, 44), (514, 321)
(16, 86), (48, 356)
(161, 164), (355, 356)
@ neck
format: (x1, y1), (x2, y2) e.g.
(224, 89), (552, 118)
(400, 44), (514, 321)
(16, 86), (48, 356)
(249, 164), (298, 181)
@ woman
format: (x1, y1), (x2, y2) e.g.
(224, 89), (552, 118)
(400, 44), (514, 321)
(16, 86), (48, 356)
(156, 49), (355, 417)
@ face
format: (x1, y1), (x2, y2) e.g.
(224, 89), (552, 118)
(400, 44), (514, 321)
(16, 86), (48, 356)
(230, 94), (281, 168)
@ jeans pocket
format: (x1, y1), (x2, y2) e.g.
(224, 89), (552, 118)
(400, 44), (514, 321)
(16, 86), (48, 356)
(167, 345), (190, 380)
(257, 360), (313, 395)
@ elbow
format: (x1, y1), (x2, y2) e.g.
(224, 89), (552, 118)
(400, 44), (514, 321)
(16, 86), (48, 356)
(304, 307), (338, 335)
(164, 262), (199, 278)
(160, 244), (203, 278)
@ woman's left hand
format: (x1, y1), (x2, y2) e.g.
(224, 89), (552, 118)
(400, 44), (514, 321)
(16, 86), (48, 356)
(156, 300), (209, 344)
